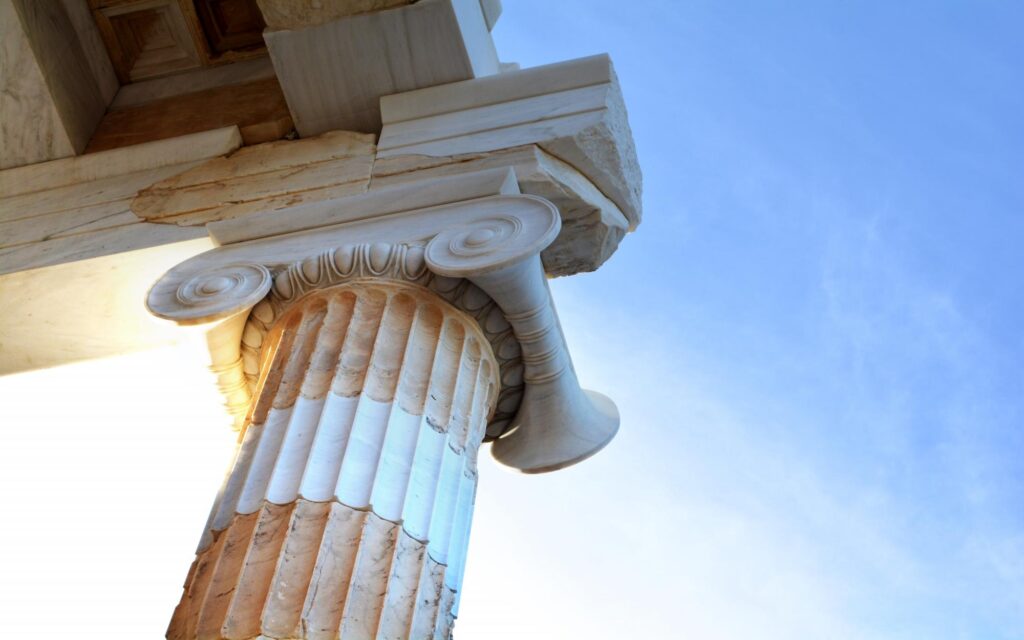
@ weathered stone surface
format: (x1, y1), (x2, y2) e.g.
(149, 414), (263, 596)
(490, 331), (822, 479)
(0, 0), (75, 169)
(257, 0), (501, 32)
(379, 54), (643, 228)
(111, 57), (277, 110)
(0, 127), (245, 376)
(131, 131), (376, 226)
(265, 0), (499, 134)
(0, 127), (242, 198)
(207, 167), (518, 246)
(372, 145), (629, 276)
(256, 0), (413, 28)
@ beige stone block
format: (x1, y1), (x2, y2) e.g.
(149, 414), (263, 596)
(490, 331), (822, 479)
(265, 0), (499, 134)
(111, 57), (277, 110)
(0, 200), (139, 249)
(337, 513), (400, 638)
(378, 54), (643, 228)
(301, 503), (367, 639)
(0, 126), (243, 198)
(257, 0), (413, 28)
(0, 0), (113, 169)
(376, 530), (428, 639)
(373, 145), (629, 276)
(0, 0), (76, 169)
(1, 163), (206, 225)
(261, 501), (332, 637)
(131, 131), (376, 225)
(0, 222), (208, 277)
(207, 166), (518, 246)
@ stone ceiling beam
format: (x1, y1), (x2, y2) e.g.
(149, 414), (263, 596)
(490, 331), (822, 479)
(378, 54), (643, 229)
(264, 0), (500, 134)
(0, 0), (117, 169)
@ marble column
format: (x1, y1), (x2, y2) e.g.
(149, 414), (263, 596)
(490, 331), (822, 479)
(167, 279), (499, 640)
(149, 194), (620, 640)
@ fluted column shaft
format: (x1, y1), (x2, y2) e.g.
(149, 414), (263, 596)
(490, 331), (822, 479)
(168, 281), (499, 640)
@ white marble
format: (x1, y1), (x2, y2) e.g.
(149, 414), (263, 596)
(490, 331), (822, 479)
(256, 0), (413, 29)
(0, 235), (213, 375)
(0, 222), (208, 277)
(444, 469), (477, 591)
(335, 396), (394, 507)
(266, 396), (328, 504)
(170, 280), (497, 638)
(0, 201), (139, 249)
(372, 145), (630, 276)
(148, 195), (556, 323)
(479, 0), (501, 29)
(14, 0), (109, 153)
(401, 424), (447, 540)
(151, 195), (619, 476)
(379, 53), (611, 122)
(0, 3), (645, 634)
(131, 130), (376, 225)
(0, 126), (242, 198)
(59, 0), (118, 106)
(379, 54), (643, 227)
(236, 407), (293, 514)
(426, 444), (465, 563)
(110, 57), (277, 109)
(0, 0), (76, 170)
(371, 407), (425, 521)
(265, 0), (499, 133)
(207, 166), (518, 245)
(1, 162), (206, 225)
(298, 394), (360, 501)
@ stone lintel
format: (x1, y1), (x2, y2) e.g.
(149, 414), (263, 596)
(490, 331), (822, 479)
(0, 127), (243, 276)
(131, 130), (377, 226)
(206, 166), (521, 245)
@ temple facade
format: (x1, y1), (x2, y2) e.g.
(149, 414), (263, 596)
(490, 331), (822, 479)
(0, 1), (641, 637)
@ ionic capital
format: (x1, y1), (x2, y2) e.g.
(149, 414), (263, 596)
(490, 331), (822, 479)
(147, 192), (616, 472)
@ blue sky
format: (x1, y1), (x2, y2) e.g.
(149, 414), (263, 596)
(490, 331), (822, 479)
(457, 2), (1024, 638)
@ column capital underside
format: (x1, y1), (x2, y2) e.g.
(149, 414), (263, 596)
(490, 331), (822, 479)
(147, 192), (618, 473)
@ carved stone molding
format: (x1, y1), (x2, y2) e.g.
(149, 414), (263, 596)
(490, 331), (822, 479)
(147, 193), (618, 471)
(240, 242), (525, 439)
(425, 212), (618, 472)
(147, 184), (621, 640)
(149, 261), (273, 326)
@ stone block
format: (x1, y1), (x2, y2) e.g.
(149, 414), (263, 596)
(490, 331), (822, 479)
(131, 130), (376, 226)
(373, 145), (629, 276)
(378, 53), (643, 228)
(264, 0), (499, 134)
